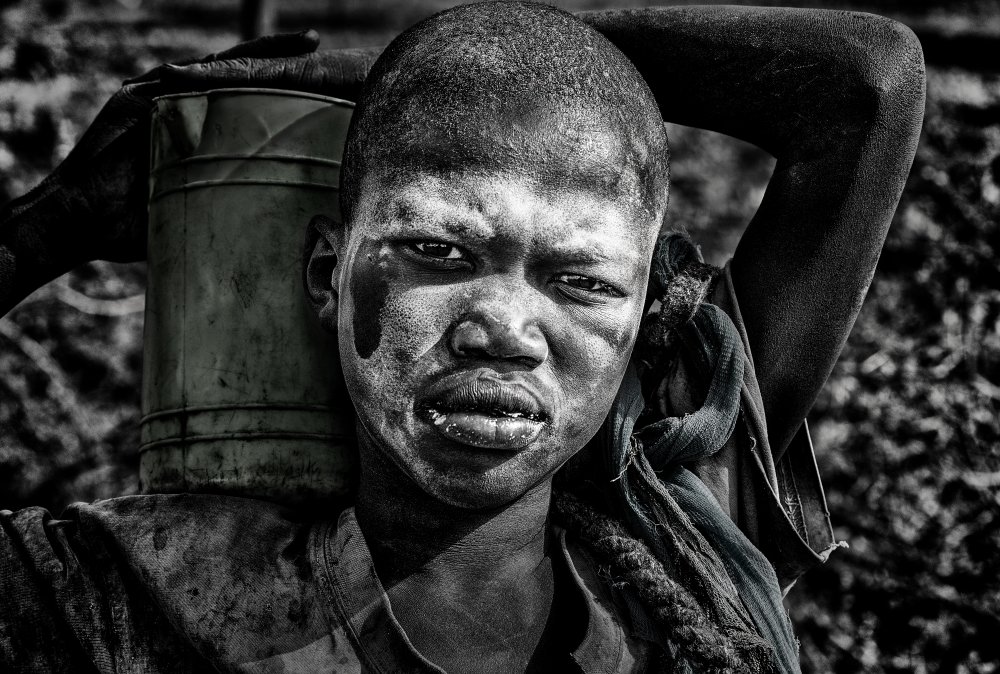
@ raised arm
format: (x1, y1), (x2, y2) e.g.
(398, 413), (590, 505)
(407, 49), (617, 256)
(2, 10), (924, 459)
(581, 6), (926, 457)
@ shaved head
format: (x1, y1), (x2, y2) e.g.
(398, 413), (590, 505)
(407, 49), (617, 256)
(340, 1), (669, 224)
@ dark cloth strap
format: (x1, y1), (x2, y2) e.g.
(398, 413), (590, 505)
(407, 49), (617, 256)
(600, 231), (801, 674)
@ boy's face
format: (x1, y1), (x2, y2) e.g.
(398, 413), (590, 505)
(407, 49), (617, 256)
(332, 165), (659, 509)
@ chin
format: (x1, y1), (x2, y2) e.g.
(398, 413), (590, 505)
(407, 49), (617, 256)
(406, 445), (560, 511)
(359, 403), (589, 510)
(418, 471), (542, 511)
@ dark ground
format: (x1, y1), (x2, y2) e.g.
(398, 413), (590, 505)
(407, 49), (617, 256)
(1, 0), (998, 671)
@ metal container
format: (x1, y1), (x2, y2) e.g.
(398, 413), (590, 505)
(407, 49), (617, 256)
(141, 89), (356, 507)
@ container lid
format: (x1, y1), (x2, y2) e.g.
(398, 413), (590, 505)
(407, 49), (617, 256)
(150, 88), (356, 175)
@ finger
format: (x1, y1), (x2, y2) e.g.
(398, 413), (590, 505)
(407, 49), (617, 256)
(161, 49), (378, 100)
(124, 30), (319, 86)
(48, 82), (158, 183)
(125, 54), (212, 85)
(212, 29), (320, 60)
(57, 77), (215, 178)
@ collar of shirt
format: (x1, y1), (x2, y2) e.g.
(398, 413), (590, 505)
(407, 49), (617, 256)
(308, 507), (654, 674)
(71, 494), (655, 673)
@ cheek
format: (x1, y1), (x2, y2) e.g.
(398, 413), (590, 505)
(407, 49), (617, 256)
(342, 247), (455, 383)
(378, 289), (449, 367)
(549, 303), (642, 439)
(552, 301), (641, 378)
(346, 246), (441, 363)
(349, 254), (389, 359)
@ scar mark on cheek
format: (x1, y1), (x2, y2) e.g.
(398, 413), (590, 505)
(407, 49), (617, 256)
(351, 256), (389, 359)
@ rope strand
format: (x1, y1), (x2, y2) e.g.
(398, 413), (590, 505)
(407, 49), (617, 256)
(553, 491), (741, 673)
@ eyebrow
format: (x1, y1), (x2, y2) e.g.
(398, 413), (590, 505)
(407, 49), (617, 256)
(373, 185), (647, 273)
(386, 214), (495, 243)
(376, 196), (495, 240)
(541, 244), (615, 265)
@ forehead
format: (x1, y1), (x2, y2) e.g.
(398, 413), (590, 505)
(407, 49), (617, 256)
(392, 105), (656, 217)
(355, 170), (657, 259)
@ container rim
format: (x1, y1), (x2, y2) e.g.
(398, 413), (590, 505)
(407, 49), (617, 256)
(153, 87), (356, 108)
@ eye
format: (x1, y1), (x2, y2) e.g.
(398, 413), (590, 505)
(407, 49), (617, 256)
(554, 273), (623, 297)
(408, 241), (468, 260)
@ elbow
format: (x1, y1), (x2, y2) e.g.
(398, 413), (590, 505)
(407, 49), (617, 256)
(872, 17), (926, 108)
(846, 14), (927, 130)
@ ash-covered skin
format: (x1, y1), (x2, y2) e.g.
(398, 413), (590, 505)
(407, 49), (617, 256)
(331, 165), (659, 508)
(308, 2), (669, 510)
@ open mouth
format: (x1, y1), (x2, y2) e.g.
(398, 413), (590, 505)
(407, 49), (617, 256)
(417, 376), (549, 450)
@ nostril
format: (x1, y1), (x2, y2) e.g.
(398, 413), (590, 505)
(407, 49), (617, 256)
(518, 324), (548, 363)
(449, 316), (548, 365)
(450, 320), (492, 358)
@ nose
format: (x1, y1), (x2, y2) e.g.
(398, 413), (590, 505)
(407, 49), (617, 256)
(449, 310), (548, 367)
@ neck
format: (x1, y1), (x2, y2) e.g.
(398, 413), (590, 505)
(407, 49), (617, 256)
(353, 430), (561, 672)
(355, 438), (552, 589)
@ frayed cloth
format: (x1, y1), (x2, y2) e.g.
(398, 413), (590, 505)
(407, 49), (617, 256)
(600, 231), (801, 674)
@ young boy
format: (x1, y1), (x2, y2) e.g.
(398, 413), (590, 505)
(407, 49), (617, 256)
(0, 3), (924, 672)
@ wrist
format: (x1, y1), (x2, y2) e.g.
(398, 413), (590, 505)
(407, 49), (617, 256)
(0, 183), (92, 314)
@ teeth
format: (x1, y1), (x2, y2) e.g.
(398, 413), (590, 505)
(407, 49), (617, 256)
(427, 406), (541, 422)
(494, 410), (543, 421)
(482, 408), (542, 421)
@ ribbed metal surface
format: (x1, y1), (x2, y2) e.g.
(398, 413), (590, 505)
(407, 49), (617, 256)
(140, 89), (357, 507)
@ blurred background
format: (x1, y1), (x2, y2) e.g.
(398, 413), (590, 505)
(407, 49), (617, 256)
(1, 0), (998, 671)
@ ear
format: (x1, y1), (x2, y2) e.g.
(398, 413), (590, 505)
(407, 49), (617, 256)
(303, 214), (343, 332)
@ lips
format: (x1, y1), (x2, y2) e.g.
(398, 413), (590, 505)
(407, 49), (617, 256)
(416, 374), (549, 450)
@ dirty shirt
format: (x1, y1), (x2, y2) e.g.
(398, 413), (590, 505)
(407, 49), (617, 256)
(0, 263), (841, 673)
